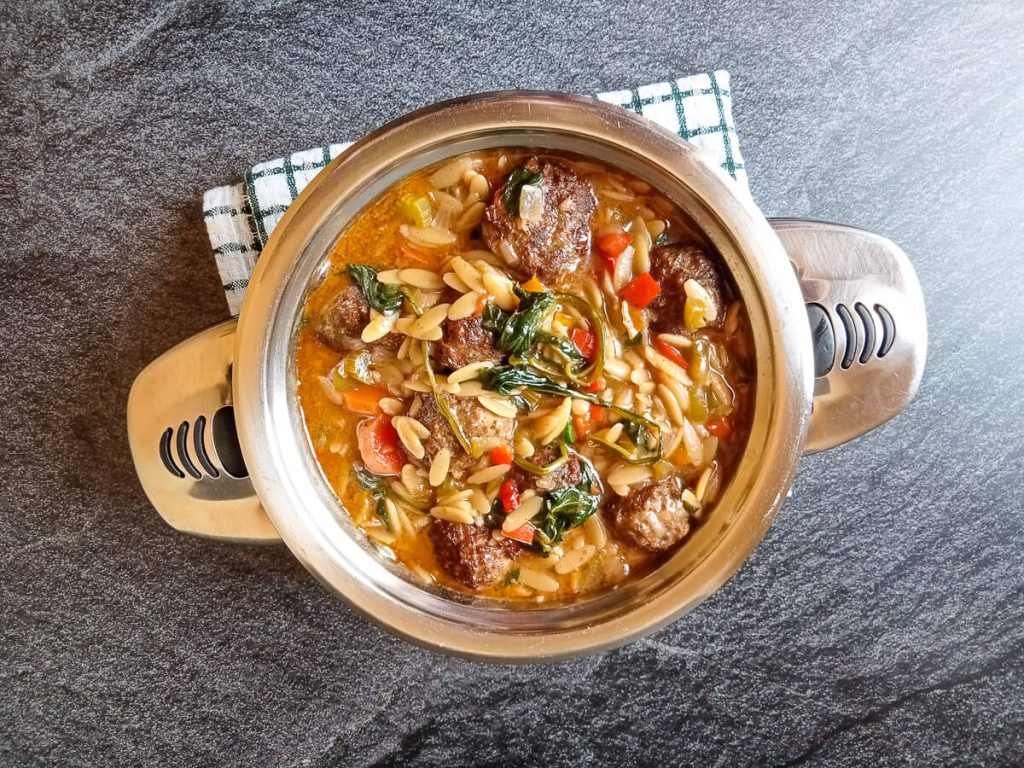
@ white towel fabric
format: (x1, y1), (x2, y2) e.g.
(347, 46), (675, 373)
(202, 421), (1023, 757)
(203, 70), (746, 316)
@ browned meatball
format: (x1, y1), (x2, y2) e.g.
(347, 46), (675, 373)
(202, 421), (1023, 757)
(433, 315), (505, 371)
(312, 285), (366, 350)
(482, 157), (596, 283)
(605, 478), (691, 552)
(646, 245), (727, 335)
(312, 285), (400, 352)
(510, 444), (583, 494)
(430, 519), (522, 588)
(412, 393), (515, 475)
(413, 394), (459, 465)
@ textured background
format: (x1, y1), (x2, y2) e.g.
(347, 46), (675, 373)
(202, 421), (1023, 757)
(2, 1), (1023, 765)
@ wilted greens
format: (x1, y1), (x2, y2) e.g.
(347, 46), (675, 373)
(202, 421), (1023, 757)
(346, 264), (404, 315)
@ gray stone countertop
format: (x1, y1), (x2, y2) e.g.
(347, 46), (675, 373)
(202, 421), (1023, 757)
(1, 1), (1022, 765)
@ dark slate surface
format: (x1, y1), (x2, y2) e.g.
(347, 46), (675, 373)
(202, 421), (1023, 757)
(2, 1), (1023, 765)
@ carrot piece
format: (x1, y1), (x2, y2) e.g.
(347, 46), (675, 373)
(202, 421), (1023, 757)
(521, 275), (546, 292)
(570, 328), (597, 360)
(341, 386), (389, 415)
(619, 272), (661, 309)
(504, 522), (535, 545)
(653, 338), (689, 369)
(584, 376), (605, 393)
(474, 293), (491, 316)
(491, 444), (514, 466)
(356, 416), (406, 476)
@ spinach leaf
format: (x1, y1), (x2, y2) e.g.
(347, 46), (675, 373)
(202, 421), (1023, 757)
(588, 418), (662, 465)
(346, 264), (404, 315)
(500, 165), (542, 214)
(481, 286), (555, 356)
(534, 331), (587, 367)
(534, 460), (601, 548)
(623, 420), (649, 448)
(477, 364), (577, 401)
(480, 301), (510, 336)
(353, 463), (391, 529)
(482, 498), (504, 530)
(477, 364), (660, 433)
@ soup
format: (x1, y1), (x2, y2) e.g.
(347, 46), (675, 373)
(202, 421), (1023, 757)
(295, 150), (754, 601)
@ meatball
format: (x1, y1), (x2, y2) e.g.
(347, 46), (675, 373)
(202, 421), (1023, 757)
(433, 315), (505, 371)
(312, 285), (400, 352)
(430, 519), (522, 588)
(411, 393), (515, 474)
(646, 245), (727, 335)
(510, 444), (583, 494)
(482, 157), (596, 283)
(413, 394), (459, 465)
(605, 478), (691, 552)
(312, 285), (366, 351)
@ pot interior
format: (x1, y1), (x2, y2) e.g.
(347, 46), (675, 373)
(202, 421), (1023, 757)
(234, 93), (812, 658)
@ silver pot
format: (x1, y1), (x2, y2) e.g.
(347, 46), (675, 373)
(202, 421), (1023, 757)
(128, 92), (926, 660)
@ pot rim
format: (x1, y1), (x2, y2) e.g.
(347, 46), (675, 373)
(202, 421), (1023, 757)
(233, 91), (813, 661)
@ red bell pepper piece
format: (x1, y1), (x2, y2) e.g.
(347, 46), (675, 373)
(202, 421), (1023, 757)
(491, 444), (514, 466)
(504, 522), (535, 545)
(570, 328), (597, 360)
(619, 272), (661, 309)
(596, 231), (632, 259)
(498, 479), (521, 514)
(706, 417), (733, 439)
(653, 338), (689, 369)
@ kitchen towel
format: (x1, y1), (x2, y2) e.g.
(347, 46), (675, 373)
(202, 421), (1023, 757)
(203, 70), (746, 315)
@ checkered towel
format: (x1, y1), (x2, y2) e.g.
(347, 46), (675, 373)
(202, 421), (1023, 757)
(203, 70), (746, 316)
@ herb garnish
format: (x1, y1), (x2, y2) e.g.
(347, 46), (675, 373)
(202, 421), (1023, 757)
(346, 264), (404, 315)
(500, 165), (542, 214)
(500, 568), (521, 587)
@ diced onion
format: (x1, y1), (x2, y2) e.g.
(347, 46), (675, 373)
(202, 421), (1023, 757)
(518, 184), (545, 222)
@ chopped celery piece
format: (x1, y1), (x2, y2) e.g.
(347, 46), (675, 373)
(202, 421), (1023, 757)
(684, 297), (707, 332)
(689, 339), (710, 387)
(397, 194), (433, 227)
(689, 388), (709, 424)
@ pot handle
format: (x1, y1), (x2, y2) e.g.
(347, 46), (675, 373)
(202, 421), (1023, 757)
(127, 318), (282, 542)
(769, 219), (927, 453)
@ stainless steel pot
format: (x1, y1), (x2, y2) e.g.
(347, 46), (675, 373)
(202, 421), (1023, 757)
(128, 92), (926, 660)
